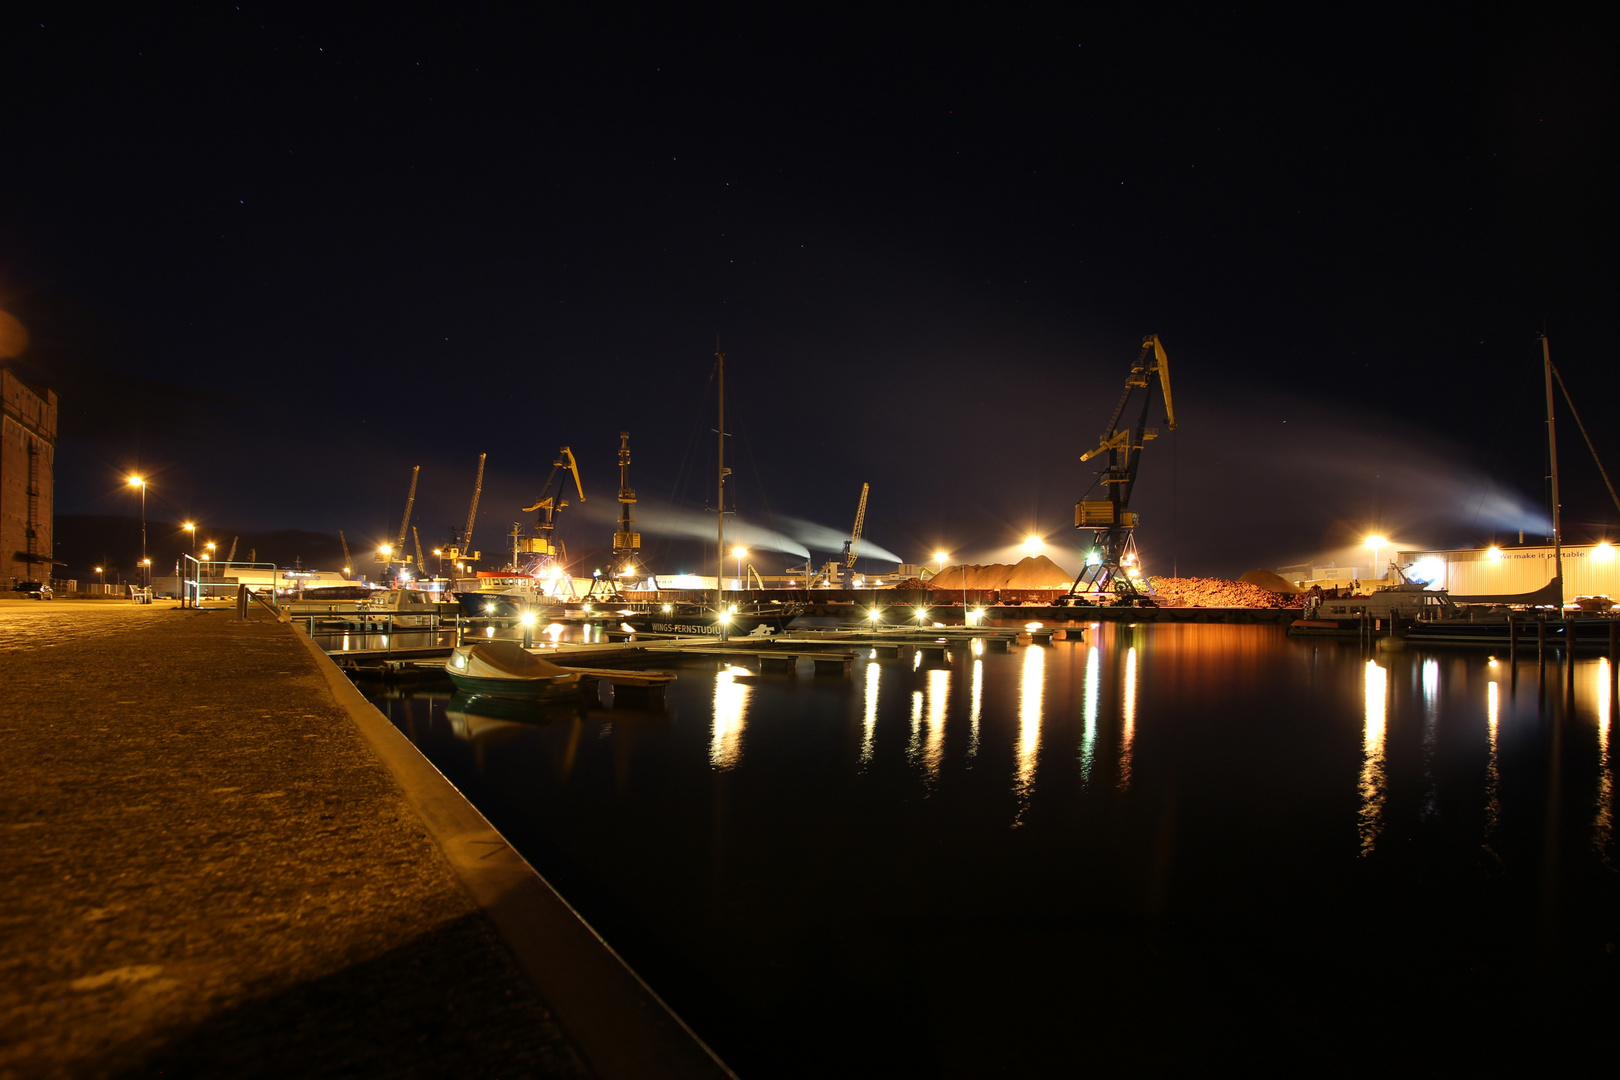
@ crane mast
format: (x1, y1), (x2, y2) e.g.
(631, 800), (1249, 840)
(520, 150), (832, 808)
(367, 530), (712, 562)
(339, 530), (353, 577)
(839, 483), (870, 588)
(443, 453), (485, 574)
(394, 465), (419, 555)
(1065, 335), (1176, 607)
(518, 446), (585, 591)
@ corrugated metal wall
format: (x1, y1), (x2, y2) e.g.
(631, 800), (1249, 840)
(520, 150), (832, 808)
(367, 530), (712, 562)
(1400, 545), (1620, 597)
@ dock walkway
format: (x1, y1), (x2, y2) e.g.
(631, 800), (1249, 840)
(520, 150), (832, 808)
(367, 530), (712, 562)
(0, 600), (728, 1079)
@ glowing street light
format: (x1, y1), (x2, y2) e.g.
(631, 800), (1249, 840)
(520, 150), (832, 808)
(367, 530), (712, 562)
(733, 545), (747, 588)
(127, 475), (147, 586)
(183, 521), (196, 559)
(1023, 535), (1044, 556)
(1365, 535), (1388, 580)
(935, 550), (947, 574)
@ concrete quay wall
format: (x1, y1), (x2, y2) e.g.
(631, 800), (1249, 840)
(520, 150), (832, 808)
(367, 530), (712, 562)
(0, 600), (729, 1079)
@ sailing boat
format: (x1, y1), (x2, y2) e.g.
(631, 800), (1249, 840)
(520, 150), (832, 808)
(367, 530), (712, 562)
(622, 346), (801, 637)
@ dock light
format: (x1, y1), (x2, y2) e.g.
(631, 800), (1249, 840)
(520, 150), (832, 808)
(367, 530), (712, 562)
(728, 603), (738, 614)
(1025, 622), (1043, 631)
(869, 607), (881, 621)
(1364, 535), (1388, 577)
(916, 606), (929, 623)
(935, 551), (947, 573)
(1085, 550), (1103, 567)
(1595, 542), (1615, 562)
(662, 603), (673, 612)
(1023, 535), (1044, 555)
(1487, 546), (1503, 561)
(520, 612), (537, 627)
(379, 544), (393, 557)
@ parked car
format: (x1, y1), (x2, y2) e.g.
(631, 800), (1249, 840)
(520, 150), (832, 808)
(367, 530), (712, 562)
(12, 581), (53, 600)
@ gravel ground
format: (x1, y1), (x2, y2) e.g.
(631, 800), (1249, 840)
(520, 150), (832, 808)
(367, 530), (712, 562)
(0, 601), (588, 1079)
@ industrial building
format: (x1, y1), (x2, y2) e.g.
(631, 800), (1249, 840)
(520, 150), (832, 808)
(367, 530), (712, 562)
(1396, 541), (1618, 600)
(0, 369), (56, 585)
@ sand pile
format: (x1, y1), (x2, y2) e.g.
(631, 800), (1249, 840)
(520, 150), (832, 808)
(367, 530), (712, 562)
(1147, 576), (1305, 609)
(1238, 569), (1305, 595)
(931, 555), (1074, 590)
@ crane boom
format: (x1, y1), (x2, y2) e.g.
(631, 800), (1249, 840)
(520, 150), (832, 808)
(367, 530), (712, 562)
(412, 525), (424, 573)
(463, 453), (486, 550)
(339, 530), (353, 575)
(844, 483), (869, 568)
(395, 465), (420, 553)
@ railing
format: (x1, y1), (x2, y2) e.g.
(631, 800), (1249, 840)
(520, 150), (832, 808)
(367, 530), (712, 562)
(179, 556), (286, 609)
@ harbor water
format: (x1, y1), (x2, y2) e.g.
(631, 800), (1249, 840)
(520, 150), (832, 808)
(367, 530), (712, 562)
(359, 622), (1617, 1075)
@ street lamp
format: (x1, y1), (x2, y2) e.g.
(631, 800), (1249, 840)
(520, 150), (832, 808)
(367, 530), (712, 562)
(935, 551), (947, 574)
(95, 566), (104, 590)
(183, 521), (196, 559)
(1365, 535), (1388, 581)
(1023, 535), (1044, 556)
(733, 546), (746, 589)
(127, 475), (147, 585)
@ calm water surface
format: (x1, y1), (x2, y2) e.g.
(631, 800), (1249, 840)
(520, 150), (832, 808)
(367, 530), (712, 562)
(363, 623), (1617, 1076)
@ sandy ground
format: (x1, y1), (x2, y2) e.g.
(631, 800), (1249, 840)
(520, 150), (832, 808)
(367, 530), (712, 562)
(0, 601), (587, 1079)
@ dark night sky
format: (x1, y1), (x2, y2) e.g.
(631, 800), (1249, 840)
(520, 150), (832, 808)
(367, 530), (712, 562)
(3, 4), (1617, 579)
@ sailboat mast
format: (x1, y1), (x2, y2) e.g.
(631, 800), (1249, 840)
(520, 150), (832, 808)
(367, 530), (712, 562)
(1541, 333), (1564, 610)
(716, 347), (727, 625)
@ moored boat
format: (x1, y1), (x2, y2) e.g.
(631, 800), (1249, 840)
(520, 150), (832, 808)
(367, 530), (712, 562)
(444, 640), (586, 698)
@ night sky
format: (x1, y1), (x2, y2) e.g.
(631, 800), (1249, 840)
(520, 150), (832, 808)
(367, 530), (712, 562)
(4, 5), (1617, 580)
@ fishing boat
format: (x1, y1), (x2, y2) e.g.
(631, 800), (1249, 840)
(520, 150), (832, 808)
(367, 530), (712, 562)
(443, 640), (586, 699)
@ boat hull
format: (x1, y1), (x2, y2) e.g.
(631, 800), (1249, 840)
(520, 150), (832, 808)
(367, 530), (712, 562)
(444, 671), (585, 699)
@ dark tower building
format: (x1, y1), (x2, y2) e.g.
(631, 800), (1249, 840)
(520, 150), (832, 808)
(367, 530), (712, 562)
(1, 370), (57, 585)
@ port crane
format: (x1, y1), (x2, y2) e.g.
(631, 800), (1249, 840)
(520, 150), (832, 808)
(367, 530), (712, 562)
(790, 483), (871, 587)
(339, 530), (353, 576)
(840, 482), (869, 587)
(377, 465), (420, 576)
(1063, 335), (1177, 607)
(519, 446), (584, 592)
(441, 453), (486, 574)
(588, 433), (644, 600)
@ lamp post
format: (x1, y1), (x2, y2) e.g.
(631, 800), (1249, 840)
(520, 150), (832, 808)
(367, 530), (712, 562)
(183, 521), (196, 558)
(205, 541), (216, 576)
(1365, 535), (1387, 583)
(935, 551), (947, 575)
(1023, 534), (1044, 556)
(733, 546), (746, 591)
(127, 476), (147, 586)
(95, 566), (104, 591)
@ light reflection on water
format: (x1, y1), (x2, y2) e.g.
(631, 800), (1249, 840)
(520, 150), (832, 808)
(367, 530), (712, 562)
(1118, 645), (1137, 792)
(1011, 641), (1045, 823)
(1359, 659), (1388, 855)
(1079, 643), (1100, 786)
(709, 665), (750, 770)
(1595, 658), (1612, 859)
(359, 622), (1620, 1078)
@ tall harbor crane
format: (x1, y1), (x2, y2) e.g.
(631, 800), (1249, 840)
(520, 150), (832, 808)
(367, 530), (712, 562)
(1063, 334), (1177, 607)
(840, 482), (869, 587)
(339, 530), (353, 576)
(442, 453), (485, 572)
(395, 465), (420, 554)
(412, 526), (424, 574)
(589, 433), (644, 600)
(519, 446), (584, 588)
